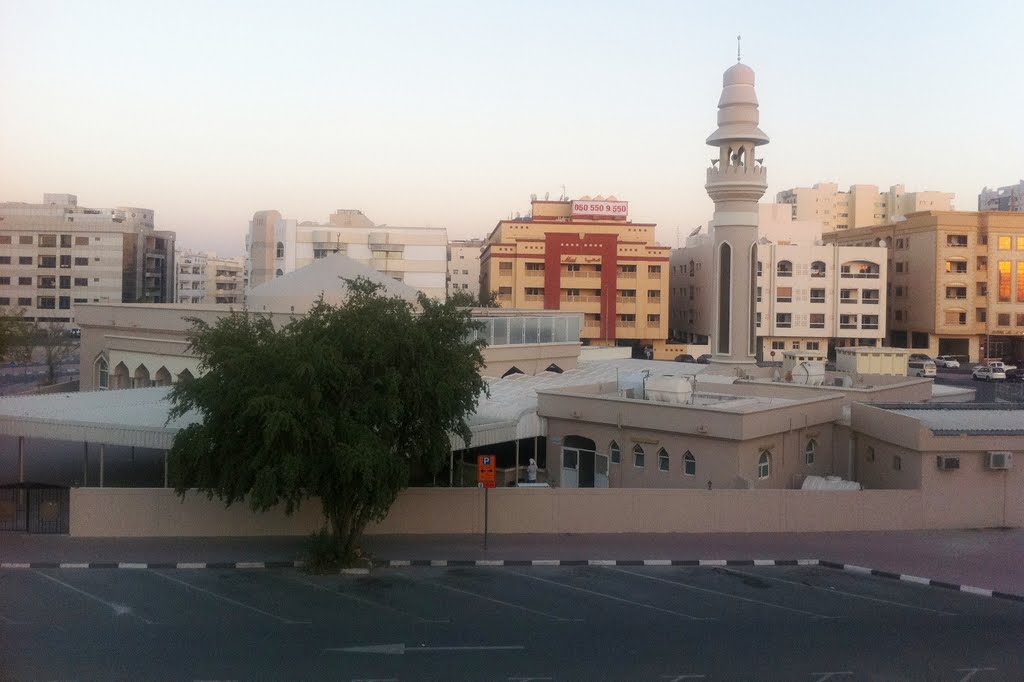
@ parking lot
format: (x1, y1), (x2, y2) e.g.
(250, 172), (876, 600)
(1, 564), (1021, 681)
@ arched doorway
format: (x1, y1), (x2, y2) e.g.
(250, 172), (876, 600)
(561, 435), (607, 489)
(154, 367), (172, 386)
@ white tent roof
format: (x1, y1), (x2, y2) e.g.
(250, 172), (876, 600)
(0, 360), (708, 451)
(247, 252), (421, 313)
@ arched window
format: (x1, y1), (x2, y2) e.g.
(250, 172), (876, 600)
(658, 448), (670, 472)
(776, 260), (793, 277)
(805, 439), (816, 465)
(758, 450), (771, 479)
(275, 269), (283, 277)
(609, 441), (621, 464)
(717, 242), (731, 354)
(275, 241), (284, 258)
(96, 357), (109, 390)
(633, 444), (645, 468)
(810, 261), (826, 278)
(683, 451), (696, 477)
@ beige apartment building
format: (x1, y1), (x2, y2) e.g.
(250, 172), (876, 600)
(979, 180), (1024, 212)
(480, 196), (670, 347)
(824, 210), (1024, 362)
(447, 238), (483, 299)
(174, 249), (245, 305)
(777, 183), (954, 233)
(0, 193), (175, 326)
(246, 208), (448, 299)
(671, 206), (888, 359)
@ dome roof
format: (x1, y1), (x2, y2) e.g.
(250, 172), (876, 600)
(723, 62), (755, 86)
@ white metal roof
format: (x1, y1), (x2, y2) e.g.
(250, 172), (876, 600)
(886, 407), (1024, 435)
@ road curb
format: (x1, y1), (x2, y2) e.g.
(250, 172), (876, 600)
(3, 557), (1023, 602)
(815, 559), (1024, 603)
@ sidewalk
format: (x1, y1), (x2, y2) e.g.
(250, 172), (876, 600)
(2, 529), (1023, 596)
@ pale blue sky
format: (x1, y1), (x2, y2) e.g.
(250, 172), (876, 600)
(2, 0), (1021, 257)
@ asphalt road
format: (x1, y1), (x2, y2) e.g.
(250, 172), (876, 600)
(933, 365), (1024, 403)
(1, 565), (1021, 681)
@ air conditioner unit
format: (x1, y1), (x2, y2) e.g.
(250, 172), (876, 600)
(936, 456), (960, 471)
(987, 452), (1013, 470)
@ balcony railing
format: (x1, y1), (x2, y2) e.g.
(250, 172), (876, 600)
(861, 323), (879, 330)
(776, 270), (793, 278)
(616, 296), (636, 303)
(840, 298), (859, 304)
(560, 295), (601, 303)
(524, 294), (544, 302)
(810, 296), (826, 303)
(616, 321), (636, 328)
(583, 320), (601, 328)
(564, 271), (601, 278)
(810, 322), (825, 329)
(840, 323), (857, 329)
(841, 271), (880, 279)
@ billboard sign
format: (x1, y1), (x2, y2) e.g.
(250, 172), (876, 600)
(571, 200), (628, 218)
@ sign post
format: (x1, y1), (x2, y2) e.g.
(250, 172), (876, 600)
(477, 455), (496, 549)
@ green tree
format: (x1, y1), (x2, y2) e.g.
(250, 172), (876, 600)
(36, 321), (77, 385)
(0, 307), (30, 363)
(167, 278), (487, 562)
(448, 289), (500, 308)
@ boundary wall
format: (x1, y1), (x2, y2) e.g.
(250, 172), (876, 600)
(68, 486), (1023, 537)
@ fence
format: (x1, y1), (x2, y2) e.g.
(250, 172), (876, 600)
(66, 485), (1024, 537)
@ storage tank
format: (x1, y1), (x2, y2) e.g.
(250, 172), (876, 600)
(645, 376), (694, 404)
(790, 361), (826, 386)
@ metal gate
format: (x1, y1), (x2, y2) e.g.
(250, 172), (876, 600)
(0, 483), (70, 534)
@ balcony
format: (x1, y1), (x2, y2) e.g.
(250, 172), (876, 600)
(840, 297), (859, 304)
(616, 321), (637, 328)
(616, 296), (636, 304)
(861, 322), (879, 330)
(560, 295), (601, 303)
(617, 271), (637, 279)
(564, 271), (602, 279)
(862, 297), (880, 305)
(583, 320), (601, 328)
(523, 270), (544, 278)
(524, 294), (544, 302)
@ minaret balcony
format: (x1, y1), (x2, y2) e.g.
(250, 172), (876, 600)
(706, 165), (767, 184)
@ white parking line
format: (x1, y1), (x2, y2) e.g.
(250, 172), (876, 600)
(288, 575), (446, 623)
(956, 667), (997, 682)
(149, 570), (309, 625)
(606, 566), (836, 619)
(725, 567), (957, 616)
(507, 570), (712, 621)
(418, 575), (581, 622)
(31, 570), (155, 624)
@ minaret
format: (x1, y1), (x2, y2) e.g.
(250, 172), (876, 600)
(706, 52), (769, 366)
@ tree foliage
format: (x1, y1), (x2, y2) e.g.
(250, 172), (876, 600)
(0, 307), (30, 363)
(35, 321), (76, 385)
(167, 278), (488, 561)
(448, 289), (500, 308)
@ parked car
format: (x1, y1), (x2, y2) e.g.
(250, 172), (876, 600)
(908, 360), (937, 378)
(933, 355), (960, 368)
(674, 354), (696, 363)
(972, 365), (1006, 381)
(984, 360), (1018, 372)
(1005, 368), (1024, 383)
(909, 353), (932, 362)
(695, 354), (712, 364)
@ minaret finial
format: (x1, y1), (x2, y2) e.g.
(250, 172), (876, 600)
(737, 34), (742, 63)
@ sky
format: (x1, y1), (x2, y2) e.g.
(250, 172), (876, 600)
(2, 1), (1022, 258)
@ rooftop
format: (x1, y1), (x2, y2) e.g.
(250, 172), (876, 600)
(876, 403), (1024, 436)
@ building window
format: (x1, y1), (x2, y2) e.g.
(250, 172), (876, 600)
(17, 297), (31, 306)
(866, 446), (875, 462)
(946, 235), (968, 247)
(75, 236), (89, 246)
(772, 341), (785, 350)
(806, 341), (820, 350)
(977, 308), (987, 323)
(0, 235), (9, 244)
(633, 444), (645, 468)
(648, 265), (662, 275)
(776, 260), (793, 277)
(0, 277), (7, 285)
(19, 236), (32, 245)
(38, 256), (56, 269)
(805, 440), (816, 465)
(647, 289), (660, 300)
(776, 313), (792, 328)
(893, 455), (902, 471)
(776, 287), (792, 303)
(0, 256), (8, 265)
(60, 234), (72, 248)
(998, 313), (1011, 326)
(840, 314), (858, 329)
(19, 256), (32, 265)
(525, 262), (544, 271)
(658, 448), (670, 472)
(810, 261), (826, 277)
(0, 297), (8, 305)
(275, 242), (284, 258)
(1018, 263), (1024, 302)
(18, 277), (31, 286)
(717, 243), (731, 354)
(943, 311), (967, 325)
(609, 441), (620, 464)
(862, 315), (880, 329)
(894, 310), (904, 322)
(74, 278), (88, 286)
(275, 269), (283, 277)
(36, 296), (56, 310)
(39, 234), (57, 248)
(683, 451), (696, 477)
(810, 288), (825, 303)
(97, 358), (109, 390)
(945, 286), (967, 300)
(977, 256), (988, 272)
(758, 451), (771, 479)
(59, 296), (70, 309)
(499, 262), (513, 272)
(840, 289), (858, 303)
(59, 276), (71, 289)
(998, 236), (1012, 250)
(998, 262), (1011, 301)
(1016, 313), (1024, 327)
(74, 257), (89, 266)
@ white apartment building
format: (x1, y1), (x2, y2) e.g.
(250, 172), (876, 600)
(447, 238), (483, 299)
(175, 249), (245, 305)
(776, 183), (954, 233)
(246, 208), (448, 299)
(670, 205), (888, 359)
(979, 181), (1024, 212)
(0, 193), (175, 326)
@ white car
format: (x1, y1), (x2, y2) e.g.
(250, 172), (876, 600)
(934, 355), (960, 368)
(972, 365), (1006, 381)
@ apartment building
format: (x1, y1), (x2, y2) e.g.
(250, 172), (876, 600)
(447, 238), (483, 299)
(174, 249), (245, 305)
(670, 204), (887, 360)
(479, 196), (670, 347)
(246, 208), (448, 299)
(0, 193), (175, 325)
(776, 183), (954, 233)
(824, 210), (1024, 362)
(979, 181), (1024, 212)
